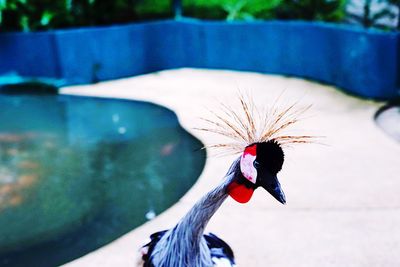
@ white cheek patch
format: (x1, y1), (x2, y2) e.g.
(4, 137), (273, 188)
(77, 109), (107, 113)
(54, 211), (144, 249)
(240, 150), (257, 184)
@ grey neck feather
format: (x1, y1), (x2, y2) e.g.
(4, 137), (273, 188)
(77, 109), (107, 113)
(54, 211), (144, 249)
(150, 158), (240, 267)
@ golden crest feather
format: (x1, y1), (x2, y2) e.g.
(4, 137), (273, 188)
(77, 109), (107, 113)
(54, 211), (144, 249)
(196, 92), (317, 156)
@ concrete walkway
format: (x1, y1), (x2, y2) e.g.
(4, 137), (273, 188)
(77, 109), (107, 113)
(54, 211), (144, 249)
(61, 69), (400, 267)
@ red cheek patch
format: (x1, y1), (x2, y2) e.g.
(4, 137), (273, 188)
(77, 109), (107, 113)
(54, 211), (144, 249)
(228, 181), (254, 203)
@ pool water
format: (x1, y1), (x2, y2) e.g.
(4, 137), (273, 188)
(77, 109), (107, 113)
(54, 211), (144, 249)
(0, 94), (206, 267)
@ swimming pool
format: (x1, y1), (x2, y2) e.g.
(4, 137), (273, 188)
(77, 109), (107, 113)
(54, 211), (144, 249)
(0, 94), (206, 266)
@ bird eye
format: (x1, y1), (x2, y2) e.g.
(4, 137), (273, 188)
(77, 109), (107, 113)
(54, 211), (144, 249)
(253, 161), (260, 168)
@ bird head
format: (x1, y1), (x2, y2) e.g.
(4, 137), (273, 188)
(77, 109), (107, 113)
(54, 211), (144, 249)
(228, 140), (286, 204)
(198, 93), (316, 205)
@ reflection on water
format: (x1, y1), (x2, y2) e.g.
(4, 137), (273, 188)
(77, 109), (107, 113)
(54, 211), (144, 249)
(0, 95), (206, 267)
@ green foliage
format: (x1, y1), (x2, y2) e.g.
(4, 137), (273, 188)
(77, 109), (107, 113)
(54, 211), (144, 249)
(0, 0), (172, 32)
(182, 0), (229, 20)
(182, 0), (345, 22)
(135, 0), (172, 20)
(2, 0), (396, 31)
(275, 0), (346, 22)
(1, 0), (70, 31)
(182, 0), (282, 21)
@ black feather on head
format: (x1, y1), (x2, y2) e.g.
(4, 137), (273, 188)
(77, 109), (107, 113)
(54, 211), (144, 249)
(255, 140), (284, 175)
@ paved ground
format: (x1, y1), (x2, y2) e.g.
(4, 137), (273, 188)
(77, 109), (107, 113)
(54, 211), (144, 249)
(61, 68), (400, 267)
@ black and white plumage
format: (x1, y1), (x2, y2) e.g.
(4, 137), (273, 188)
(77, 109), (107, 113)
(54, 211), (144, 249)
(142, 230), (235, 267)
(139, 94), (314, 267)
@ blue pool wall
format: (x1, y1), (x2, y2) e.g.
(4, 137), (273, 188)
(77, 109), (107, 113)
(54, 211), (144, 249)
(0, 19), (399, 99)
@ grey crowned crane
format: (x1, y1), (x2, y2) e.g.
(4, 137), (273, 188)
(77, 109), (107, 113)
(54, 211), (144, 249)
(139, 94), (314, 267)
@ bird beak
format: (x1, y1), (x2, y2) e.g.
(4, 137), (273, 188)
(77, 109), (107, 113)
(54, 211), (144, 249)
(260, 175), (286, 204)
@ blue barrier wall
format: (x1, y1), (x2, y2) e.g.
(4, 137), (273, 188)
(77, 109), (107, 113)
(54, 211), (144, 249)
(0, 31), (61, 78)
(0, 19), (398, 99)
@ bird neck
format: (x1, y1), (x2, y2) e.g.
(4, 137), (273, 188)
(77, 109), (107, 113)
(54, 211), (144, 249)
(150, 159), (240, 267)
(175, 174), (232, 244)
(174, 158), (239, 245)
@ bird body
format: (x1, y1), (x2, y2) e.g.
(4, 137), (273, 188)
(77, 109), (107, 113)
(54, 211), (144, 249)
(142, 231), (235, 267)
